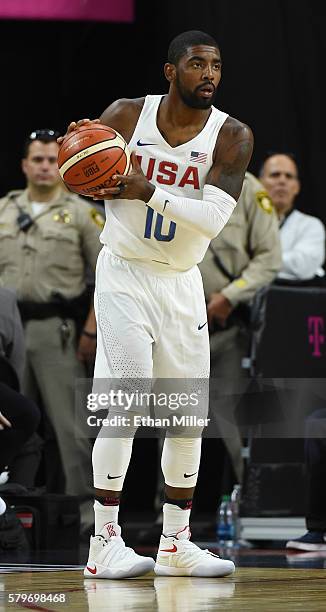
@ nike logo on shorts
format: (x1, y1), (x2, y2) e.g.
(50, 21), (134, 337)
(198, 322), (208, 330)
(137, 139), (157, 146)
(184, 471), (197, 478)
(107, 473), (123, 479)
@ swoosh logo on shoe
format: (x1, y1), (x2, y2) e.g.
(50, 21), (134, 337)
(137, 139), (157, 146)
(160, 544), (177, 553)
(198, 322), (208, 330)
(184, 471), (197, 478)
(107, 473), (123, 479)
(86, 565), (97, 574)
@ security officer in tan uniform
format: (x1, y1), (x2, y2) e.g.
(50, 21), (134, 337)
(0, 129), (104, 535)
(199, 172), (282, 483)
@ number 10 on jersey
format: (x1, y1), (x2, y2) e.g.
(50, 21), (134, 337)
(144, 206), (176, 242)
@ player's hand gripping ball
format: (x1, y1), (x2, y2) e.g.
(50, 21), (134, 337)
(57, 124), (131, 196)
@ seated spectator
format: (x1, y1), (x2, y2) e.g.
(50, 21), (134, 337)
(286, 409), (326, 551)
(0, 290), (41, 551)
(0, 286), (42, 487)
(259, 153), (325, 281)
(0, 286), (25, 389)
(0, 384), (40, 550)
(0, 383), (40, 474)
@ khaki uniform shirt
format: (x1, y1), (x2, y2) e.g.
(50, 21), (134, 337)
(199, 172), (282, 306)
(0, 189), (104, 302)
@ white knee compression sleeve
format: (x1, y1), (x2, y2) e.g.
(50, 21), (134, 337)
(147, 184), (237, 239)
(161, 437), (202, 488)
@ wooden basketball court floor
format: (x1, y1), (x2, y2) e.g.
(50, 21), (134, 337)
(1, 548), (326, 611)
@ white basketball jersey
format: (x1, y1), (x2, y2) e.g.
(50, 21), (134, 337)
(100, 95), (228, 272)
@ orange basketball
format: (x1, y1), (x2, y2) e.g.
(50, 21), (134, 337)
(57, 124), (131, 196)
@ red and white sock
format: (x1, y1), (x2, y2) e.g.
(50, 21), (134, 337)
(162, 501), (192, 537)
(94, 497), (120, 534)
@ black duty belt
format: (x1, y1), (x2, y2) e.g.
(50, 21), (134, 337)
(18, 289), (92, 323)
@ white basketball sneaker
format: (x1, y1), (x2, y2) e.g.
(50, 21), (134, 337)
(154, 526), (235, 577)
(84, 522), (155, 579)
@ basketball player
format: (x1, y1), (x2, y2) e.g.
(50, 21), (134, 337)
(61, 30), (253, 578)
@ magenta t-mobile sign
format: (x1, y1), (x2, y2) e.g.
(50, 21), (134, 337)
(308, 316), (325, 357)
(0, 0), (134, 22)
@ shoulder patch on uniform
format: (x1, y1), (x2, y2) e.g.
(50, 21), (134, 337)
(234, 278), (247, 288)
(256, 191), (273, 214)
(89, 207), (105, 228)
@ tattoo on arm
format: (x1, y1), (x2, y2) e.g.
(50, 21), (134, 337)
(207, 123), (254, 200)
(217, 139), (253, 198)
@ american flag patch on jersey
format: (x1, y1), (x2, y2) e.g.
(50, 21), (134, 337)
(190, 150), (208, 164)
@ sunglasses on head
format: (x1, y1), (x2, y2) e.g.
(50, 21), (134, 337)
(28, 129), (60, 140)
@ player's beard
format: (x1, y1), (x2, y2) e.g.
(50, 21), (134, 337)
(176, 75), (216, 110)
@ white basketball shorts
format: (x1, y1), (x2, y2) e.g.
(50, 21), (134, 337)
(93, 247), (210, 380)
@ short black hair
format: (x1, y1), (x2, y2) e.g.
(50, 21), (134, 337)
(168, 30), (219, 65)
(23, 129), (60, 158)
(258, 150), (299, 177)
